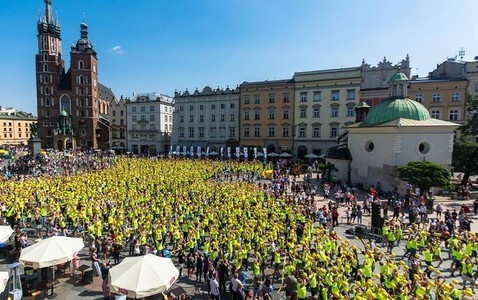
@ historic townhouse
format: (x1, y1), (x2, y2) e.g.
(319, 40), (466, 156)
(239, 80), (294, 156)
(109, 96), (128, 152)
(172, 86), (239, 153)
(125, 93), (174, 155)
(293, 68), (361, 158)
(0, 109), (37, 145)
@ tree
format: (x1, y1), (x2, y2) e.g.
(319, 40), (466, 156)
(397, 161), (452, 195)
(452, 136), (478, 185)
(453, 94), (478, 185)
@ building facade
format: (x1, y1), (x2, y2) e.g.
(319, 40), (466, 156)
(109, 96), (128, 151)
(293, 68), (361, 158)
(239, 80), (294, 155)
(125, 93), (174, 155)
(172, 86), (239, 152)
(360, 55), (411, 107)
(35, 0), (113, 150)
(0, 109), (37, 145)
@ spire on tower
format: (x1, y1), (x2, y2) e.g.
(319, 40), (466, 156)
(44, 0), (53, 24)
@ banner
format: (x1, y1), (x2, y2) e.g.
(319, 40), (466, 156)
(197, 146), (202, 157)
(206, 147), (210, 157)
(235, 147), (240, 158)
(220, 147), (224, 158)
(168, 146), (172, 156)
(176, 146), (180, 156)
(227, 147), (231, 158)
(263, 147), (267, 159)
(254, 147), (257, 159)
(243, 147), (248, 158)
(182, 146), (187, 156)
(190, 146), (194, 157)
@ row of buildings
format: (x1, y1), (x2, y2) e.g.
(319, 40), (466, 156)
(21, 1), (478, 156)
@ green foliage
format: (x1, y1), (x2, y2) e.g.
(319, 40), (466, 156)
(452, 136), (478, 185)
(460, 94), (478, 136)
(397, 161), (451, 193)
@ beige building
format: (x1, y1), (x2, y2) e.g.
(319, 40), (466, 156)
(293, 67), (361, 158)
(239, 79), (295, 155)
(0, 109), (37, 145)
(409, 77), (468, 127)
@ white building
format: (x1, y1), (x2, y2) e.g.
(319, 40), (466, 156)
(109, 96), (128, 152)
(327, 72), (459, 194)
(172, 86), (240, 152)
(125, 93), (174, 155)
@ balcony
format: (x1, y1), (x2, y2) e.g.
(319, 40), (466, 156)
(137, 120), (149, 124)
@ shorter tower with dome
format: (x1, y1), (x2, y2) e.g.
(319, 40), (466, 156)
(327, 71), (459, 194)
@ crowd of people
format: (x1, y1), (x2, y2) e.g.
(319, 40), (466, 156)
(0, 154), (477, 299)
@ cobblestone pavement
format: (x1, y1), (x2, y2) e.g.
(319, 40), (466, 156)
(0, 175), (477, 299)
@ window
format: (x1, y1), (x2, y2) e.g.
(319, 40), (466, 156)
(60, 95), (71, 114)
(230, 103), (235, 109)
(199, 127), (204, 138)
(189, 115), (194, 122)
(150, 115), (155, 122)
(331, 90), (340, 100)
(313, 107), (320, 117)
(179, 106), (184, 111)
(179, 116), (184, 123)
(283, 108), (289, 119)
(299, 127), (306, 137)
(188, 105), (193, 111)
(254, 127), (260, 137)
(313, 91), (321, 102)
(78, 60), (84, 69)
(330, 126), (338, 138)
(432, 93), (441, 103)
(431, 110), (440, 119)
(331, 106), (339, 117)
(230, 114), (235, 121)
(199, 105), (204, 110)
(220, 114), (225, 122)
(254, 111), (260, 120)
(475, 83), (478, 93)
(211, 104), (216, 110)
(199, 115), (204, 122)
(300, 107), (307, 118)
(347, 107), (354, 117)
(415, 94), (423, 103)
(244, 111), (250, 120)
(451, 92), (460, 102)
(254, 96), (260, 104)
(179, 128), (184, 137)
(300, 92), (307, 102)
(243, 97), (250, 104)
(268, 127), (275, 137)
(269, 95), (275, 103)
(132, 115), (137, 121)
(132, 107), (137, 112)
(220, 104), (225, 109)
(140, 106), (145, 112)
(268, 109), (275, 120)
(313, 126), (321, 137)
(283, 94), (290, 103)
(243, 127), (250, 137)
(211, 115), (216, 122)
(210, 128), (216, 138)
(346, 89), (355, 100)
(282, 127), (289, 137)
(449, 109), (458, 121)
(112, 111), (116, 117)
(141, 115), (146, 121)
(229, 127), (235, 138)
(150, 106), (155, 111)
(189, 128), (194, 138)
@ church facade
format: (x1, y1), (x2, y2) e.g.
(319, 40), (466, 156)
(35, 0), (114, 150)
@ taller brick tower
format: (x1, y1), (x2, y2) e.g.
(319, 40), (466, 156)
(35, 0), (113, 150)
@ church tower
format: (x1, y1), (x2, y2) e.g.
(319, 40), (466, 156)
(35, 0), (65, 147)
(34, 0), (112, 150)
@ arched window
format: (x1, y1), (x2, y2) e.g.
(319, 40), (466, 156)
(79, 75), (84, 84)
(44, 75), (49, 84)
(45, 98), (50, 107)
(60, 95), (71, 114)
(45, 87), (50, 95)
(78, 60), (84, 70)
(43, 64), (48, 72)
(43, 53), (48, 61)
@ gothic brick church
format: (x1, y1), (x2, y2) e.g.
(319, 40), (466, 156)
(35, 0), (114, 150)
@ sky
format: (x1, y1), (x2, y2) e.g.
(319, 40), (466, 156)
(1, 0), (477, 114)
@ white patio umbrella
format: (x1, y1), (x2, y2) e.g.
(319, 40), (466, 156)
(256, 152), (264, 157)
(109, 254), (179, 299)
(0, 226), (14, 243)
(267, 152), (279, 157)
(209, 151), (219, 156)
(279, 152), (292, 158)
(19, 236), (84, 269)
(305, 153), (319, 159)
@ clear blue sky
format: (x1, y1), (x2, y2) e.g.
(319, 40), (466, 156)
(1, 0), (477, 114)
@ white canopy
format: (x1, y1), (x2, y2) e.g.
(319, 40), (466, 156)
(19, 236), (84, 269)
(267, 152), (279, 157)
(0, 226), (13, 243)
(279, 152), (292, 158)
(305, 153), (319, 159)
(109, 254), (179, 298)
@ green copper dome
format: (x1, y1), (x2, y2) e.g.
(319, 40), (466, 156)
(60, 109), (69, 117)
(388, 72), (409, 82)
(363, 98), (430, 125)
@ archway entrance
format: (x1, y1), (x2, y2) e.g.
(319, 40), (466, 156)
(297, 145), (308, 159)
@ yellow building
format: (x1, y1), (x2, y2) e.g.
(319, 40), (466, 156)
(239, 79), (295, 154)
(0, 110), (37, 145)
(409, 77), (468, 126)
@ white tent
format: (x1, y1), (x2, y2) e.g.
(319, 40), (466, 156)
(279, 152), (292, 158)
(19, 236), (84, 269)
(109, 254), (179, 299)
(267, 152), (279, 157)
(0, 226), (13, 243)
(305, 153), (319, 159)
